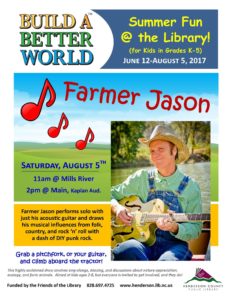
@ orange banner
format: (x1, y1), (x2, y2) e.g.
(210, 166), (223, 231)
(14, 204), (111, 246)
(211, 203), (218, 246)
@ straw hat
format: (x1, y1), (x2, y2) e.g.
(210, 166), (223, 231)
(138, 125), (189, 163)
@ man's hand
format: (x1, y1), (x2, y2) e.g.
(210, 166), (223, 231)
(156, 215), (179, 234)
(116, 205), (133, 226)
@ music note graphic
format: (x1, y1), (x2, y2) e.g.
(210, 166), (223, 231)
(47, 113), (69, 138)
(75, 127), (95, 150)
(21, 79), (56, 121)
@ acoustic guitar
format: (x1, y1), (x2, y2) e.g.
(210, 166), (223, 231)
(111, 195), (210, 248)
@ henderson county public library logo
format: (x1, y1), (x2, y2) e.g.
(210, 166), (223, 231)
(183, 268), (223, 291)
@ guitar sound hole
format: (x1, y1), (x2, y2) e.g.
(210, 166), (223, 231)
(112, 228), (134, 240)
(124, 201), (142, 211)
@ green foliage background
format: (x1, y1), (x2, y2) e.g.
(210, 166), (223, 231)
(111, 121), (210, 168)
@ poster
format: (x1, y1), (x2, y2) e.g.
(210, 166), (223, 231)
(0, 0), (230, 298)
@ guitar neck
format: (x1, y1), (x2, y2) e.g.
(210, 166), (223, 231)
(142, 213), (210, 223)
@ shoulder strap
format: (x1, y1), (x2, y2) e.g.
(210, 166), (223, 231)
(176, 175), (189, 195)
(148, 169), (155, 191)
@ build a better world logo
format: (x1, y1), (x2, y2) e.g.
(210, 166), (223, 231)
(183, 268), (223, 291)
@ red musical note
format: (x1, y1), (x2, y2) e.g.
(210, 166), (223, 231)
(75, 127), (95, 150)
(21, 79), (56, 121)
(47, 113), (69, 138)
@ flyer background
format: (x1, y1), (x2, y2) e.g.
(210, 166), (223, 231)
(0, 0), (230, 298)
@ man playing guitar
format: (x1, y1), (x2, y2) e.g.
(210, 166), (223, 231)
(111, 125), (202, 261)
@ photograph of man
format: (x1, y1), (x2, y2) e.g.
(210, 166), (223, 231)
(111, 124), (204, 261)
